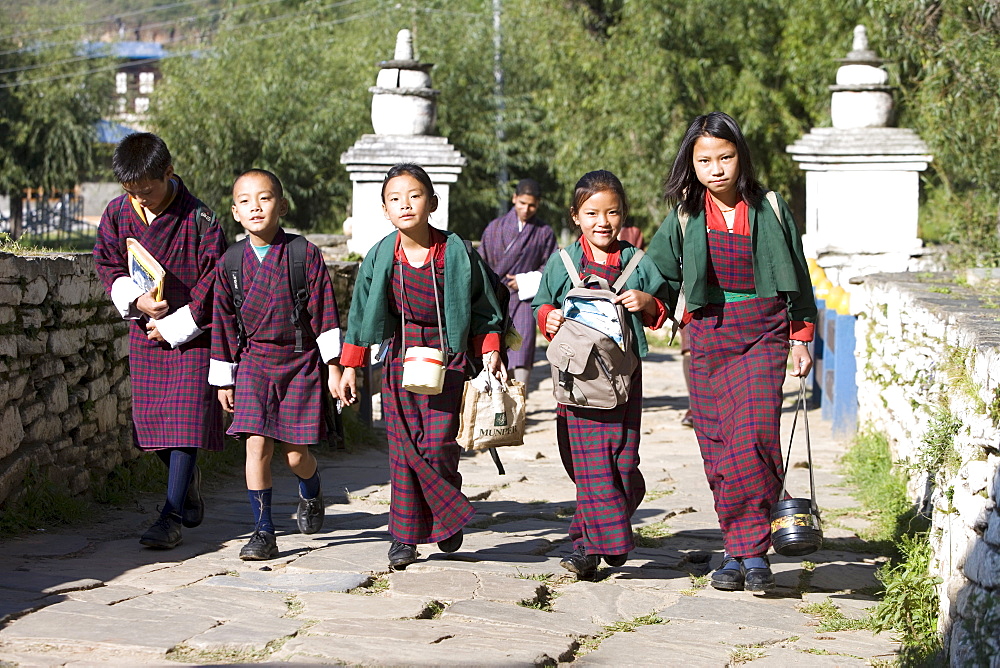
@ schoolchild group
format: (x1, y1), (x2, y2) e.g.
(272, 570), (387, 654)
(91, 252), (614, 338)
(92, 110), (816, 594)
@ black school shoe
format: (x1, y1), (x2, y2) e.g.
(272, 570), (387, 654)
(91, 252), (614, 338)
(181, 465), (204, 528)
(602, 553), (628, 567)
(560, 546), (599, 580)
(240, 530), (279, 561)
(388, 540), (419, 569)
(140, 512), (183, 549)
(437, 530), (463, 553)
(296, 492), (325, 535)
(710, 554), (745, 591)
(742, 556), (775, 592)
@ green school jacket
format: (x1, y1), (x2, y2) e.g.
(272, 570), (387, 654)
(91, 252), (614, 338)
(644, 191), (817, 324)
(531, 240), (672, 359)
(344, 230), (504, 355)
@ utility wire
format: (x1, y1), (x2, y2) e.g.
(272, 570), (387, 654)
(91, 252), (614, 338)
(0, 5), (381, 90)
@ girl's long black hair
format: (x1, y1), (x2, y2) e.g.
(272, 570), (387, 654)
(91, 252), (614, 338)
(663, 111), (765, 216)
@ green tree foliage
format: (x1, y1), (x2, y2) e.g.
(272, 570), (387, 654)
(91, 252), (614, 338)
(864, 0), (1000, 261)
(0, 6), (111, 231)
(122, 0), (1000, 257)
(150, 0), (382, 238)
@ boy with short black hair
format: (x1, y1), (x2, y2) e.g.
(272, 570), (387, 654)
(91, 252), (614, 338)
(93, 132), (228, 549)
(210, 169), (345, 561)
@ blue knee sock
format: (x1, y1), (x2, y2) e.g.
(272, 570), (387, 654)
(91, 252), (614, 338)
(297, 470), (321, 500)
(721, 554), (742, 570)
(162, 448), (197, 517)
(248, 489), (274, 533)
(742, 556), (769, 570)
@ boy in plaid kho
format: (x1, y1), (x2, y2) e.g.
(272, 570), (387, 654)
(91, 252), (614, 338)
(477, 178), (557, 388)
(93, 133), (227, 550)
(210, 169), (345, 561)
(645, 112), (816, 592)
(533, 170), (670, 580)
(339, 163), (507, 569)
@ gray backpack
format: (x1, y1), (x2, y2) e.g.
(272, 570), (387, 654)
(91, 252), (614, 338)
(546, 248), (645, 409)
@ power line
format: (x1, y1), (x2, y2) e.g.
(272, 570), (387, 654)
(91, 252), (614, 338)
(0, 5), (382, 90)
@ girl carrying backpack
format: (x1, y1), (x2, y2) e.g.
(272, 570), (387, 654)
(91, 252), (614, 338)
(533, 170), (672, 580)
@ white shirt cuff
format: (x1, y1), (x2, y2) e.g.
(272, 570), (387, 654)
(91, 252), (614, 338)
(516, 271), (542, 301)
(208, 358), (238, 387)
(317, 328), (343, 363)
(111, 276), (146, 319)
(152, 305), (203, 348)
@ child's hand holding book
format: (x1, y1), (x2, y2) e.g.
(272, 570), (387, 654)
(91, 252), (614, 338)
(136, 287), (169, 319)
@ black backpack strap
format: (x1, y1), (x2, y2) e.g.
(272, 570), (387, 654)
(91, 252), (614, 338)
(194, 205), (217, 238)
(223, 239), (248, 361)
(285, 234), (310, 353)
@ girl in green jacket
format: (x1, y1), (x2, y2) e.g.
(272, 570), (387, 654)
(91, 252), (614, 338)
(646, 112), (817, 592)
(339, 163), (506, 569)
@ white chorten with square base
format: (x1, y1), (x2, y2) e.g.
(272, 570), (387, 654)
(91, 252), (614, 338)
(786, 25), (933, 286)
(341, 29), (466, 256)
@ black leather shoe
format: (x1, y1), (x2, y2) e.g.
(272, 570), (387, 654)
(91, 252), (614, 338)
(711, 554), (745, 591)
(181, 465), (204, 528)
(437, 530), (463, 553)
(239, 530), (278, 561)
(742, 557), (775, 592)
(296, 492), (325, 535)
(560, 546), (599, 580)
(140, 512), (183, 549)
(388, 540), (419, 569)
(602, 553), (628, 567)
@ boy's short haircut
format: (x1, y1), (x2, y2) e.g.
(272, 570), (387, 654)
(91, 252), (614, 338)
(234, 168), (284, 199)
(112, 133), (172, 184)
(515, 178), (541, 199)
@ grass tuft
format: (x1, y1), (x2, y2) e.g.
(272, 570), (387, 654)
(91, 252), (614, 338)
(417, 600), (447, 619)
(729, 645), (767, 663)
(840, 431), (921, 548)
(837, 427), (943, 665)
(869, 535), (944, 663)
(800, 599), (875, 632)
(348, 575), (389, 596)
(576, 613), (665, 655)
(632, 521), (673, 548)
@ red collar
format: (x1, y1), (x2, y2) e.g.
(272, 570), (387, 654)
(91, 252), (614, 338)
(579, 235), (622, 266)
(393, 228), (446, 264)
(704, 191), (749, 236)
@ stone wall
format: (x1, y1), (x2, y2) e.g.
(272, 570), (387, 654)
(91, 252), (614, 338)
(0, 248), (359, 512)
(855, 272), (1000, 664)
(0, 252), (132, 508)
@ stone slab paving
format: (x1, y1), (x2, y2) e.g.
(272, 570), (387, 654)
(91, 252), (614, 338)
(0, 349), (902, 665)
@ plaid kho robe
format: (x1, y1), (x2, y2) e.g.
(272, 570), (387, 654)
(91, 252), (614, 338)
(478, 208), (557, 368)
(555, 256), (645, 557)
(93, 178), (226, 451)
(687, 230), (787, 558)
(382, 244), (475, 544)
(212, 230), (341, 445)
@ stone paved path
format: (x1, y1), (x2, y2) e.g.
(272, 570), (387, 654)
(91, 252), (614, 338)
(0, 349), (900, 666)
